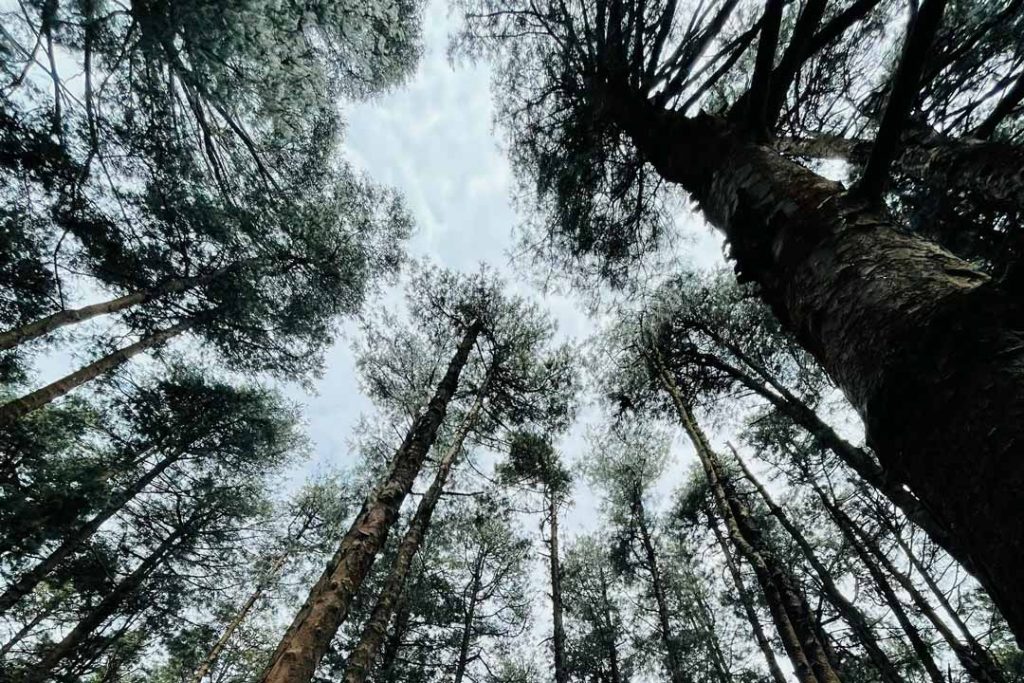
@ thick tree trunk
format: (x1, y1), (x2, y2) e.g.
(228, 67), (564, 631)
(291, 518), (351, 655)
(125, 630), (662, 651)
(0, 319), (194, 425)
(548, 490), (569, 683)
(731, 447), (902, 683)
(259, 320), (482, 683)
(651, 352), (841, 683)
(27, 522), (187, 681)
(0, 269), (220, 351)
(342, 381), (489, 683)
(814, 483), (946, 683)
(708, 515), (788, 683)
(616, 94), (1024, 641)
(633, 496), (687, 683)
(777, 134), (1024, 213)
(0, 447), (185, 615)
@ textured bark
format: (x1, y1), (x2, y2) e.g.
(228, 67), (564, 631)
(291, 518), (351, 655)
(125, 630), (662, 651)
(0, 447), (185, 615)
(342, 381), (489, 683)
(27, 522), (188, 681)
(731, 447), (902, 683)
(778, 134), (1024, 214)
(259, 320), (482, 683)
(651, 352), (841, 683)
(708, 515), (788, 683)
(633, 495), (687, 683)
(548, 490), (569, 683)
(0, 319), (194, 425)
(615, 94), (1024, 642)
(0, 269), (221, 351)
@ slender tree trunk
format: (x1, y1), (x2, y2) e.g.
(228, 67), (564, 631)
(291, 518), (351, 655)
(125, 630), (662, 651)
(597, 565), (624, 683)
(614, 91), (1024, 640)
(651, 350), (840, 683)
(0, 269), (221, 351)
(730, 447), (903, 683)
(0, 319), (194, 425)
(259, 320), (482, 683)
(189, 552), (289, 683)
(342, 380), (490, 683)
(377, 594), (411, 680)
(813, 483), (946, 683)
(702, 340), (957, 567)
(708, 514), (788, 683)
(824, 488), (1006, 683)
(548, 489), (569, 683)
(633, 495), (688, 683)
(27, 522), (188, 681)
(0, 447), (185, 615)
(453, 555), (484, 683)
(0, 595), (60, 658)
(692, 582), (732, 683)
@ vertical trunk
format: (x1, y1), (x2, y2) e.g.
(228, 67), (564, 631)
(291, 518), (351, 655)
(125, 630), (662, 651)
(0, 319), (194, 425)
(651, 350), (840, 683)
(825, 489), (1006, 683)
(615, 95), (1024, 640)
(708, 515), (788, 683)
(342, 381), (490, 683)
(633, 495), (687, 683)
(549, 490), (568, 683)
(27, 522), (188, 681)
(376, 595), (411, 680)
(692, 582), (732, 683)
(189, 553), (290, 683)
(453, 555), (484, 683)
(0, 447), (186, 615)
(0, 269), (221, 351)
(259, 320), (482, 683)
(731, 447), (902, 683)
(597, 565), (624, 683)
(813, 483), (945, 683)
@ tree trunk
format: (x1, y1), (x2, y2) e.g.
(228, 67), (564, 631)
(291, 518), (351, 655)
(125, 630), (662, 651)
(708, 514), (788, 683)
(548, 488), (569, 683)
(824, 487), (1006, 683)
(813, 482), (946, 683)
(0, 447), (185, 615)
(376, 594), (411, 680)
(0, 595), (59, 658)
(0, 269), (221, 351)
(27, 521), (188, 681)
(189, 552), (289, 683)
(633, 495), (688, 683)
(596, 565), (624, 683)
(259, 320), (482, 683)
(614, 92), (1024, 641)
(651, 350), (840, 683)
(0, 318), (194, 425)
(776, 134), (1024, 214)
(342, 380), (490, 683)
(731, 446), (902, 683)
(453, 554), (484, 683)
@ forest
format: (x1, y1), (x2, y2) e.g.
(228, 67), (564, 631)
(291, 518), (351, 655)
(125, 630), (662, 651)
(0, 0), (1022, 681)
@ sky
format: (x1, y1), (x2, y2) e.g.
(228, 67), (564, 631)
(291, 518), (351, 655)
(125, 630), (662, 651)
(278, 0), (732, 539)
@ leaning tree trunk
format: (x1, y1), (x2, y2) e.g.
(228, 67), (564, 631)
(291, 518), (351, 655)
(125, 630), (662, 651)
(27, 521), (188, 681)
(259, 320), (482, 683)
(0, 318), (194, 425)
(342, 377), (490, 683)
(731, 447), (902, 683)
(614, 91), (1024, 641)
(633, 495), (687, 683)
(0, 268), (223, 351)
(548, 488), (569, 683)
(0, 446), (186, 615)
(708, 513), (788, 683)
(651, 350), (840, 683)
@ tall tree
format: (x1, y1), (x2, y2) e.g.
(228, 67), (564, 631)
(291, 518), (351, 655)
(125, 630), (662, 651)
(459, 0), (1024, 634)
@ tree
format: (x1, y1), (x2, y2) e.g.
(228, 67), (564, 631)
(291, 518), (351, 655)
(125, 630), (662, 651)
(458, 0), (1024, 636)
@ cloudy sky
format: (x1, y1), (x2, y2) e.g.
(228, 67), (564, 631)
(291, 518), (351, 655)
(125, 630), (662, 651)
(279, 0), (731, 537)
